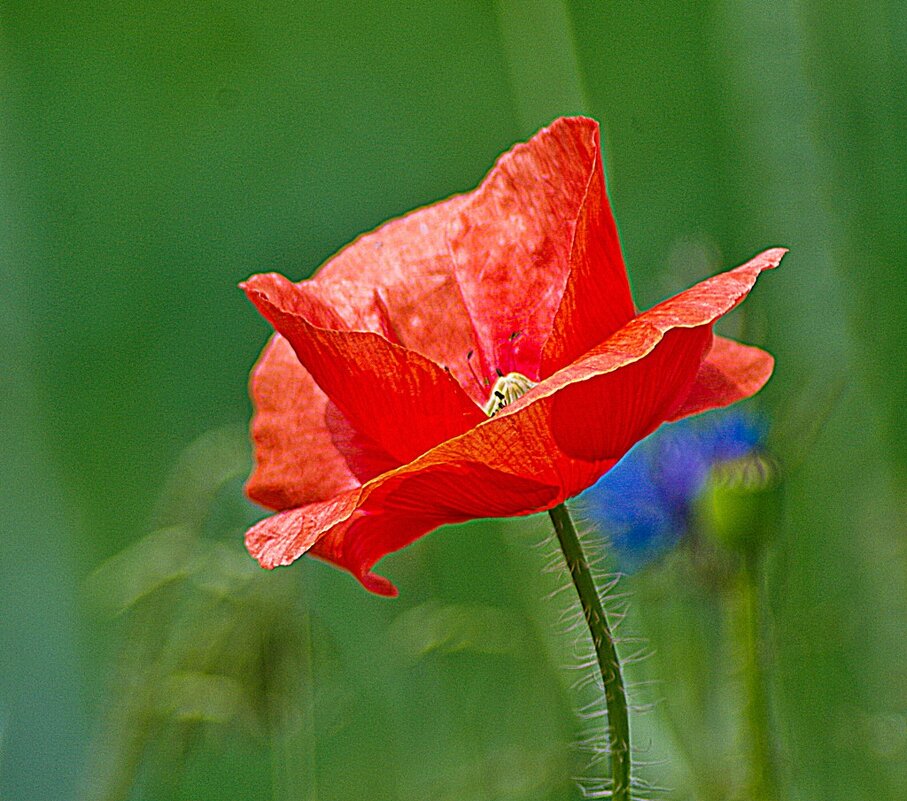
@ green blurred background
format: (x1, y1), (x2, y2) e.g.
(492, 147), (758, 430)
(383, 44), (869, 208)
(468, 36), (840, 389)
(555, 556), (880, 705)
(1, 2), (905, 800)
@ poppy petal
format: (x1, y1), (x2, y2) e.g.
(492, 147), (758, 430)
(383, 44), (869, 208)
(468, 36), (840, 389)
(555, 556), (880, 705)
(245, 487), (363, 575)
(242, 273), (487, 467)
(301, 195), (490, 403)
(539, 122), (635, 376)
(246, 335), (360, 509)
(324, 399), (404, 484)
(668, 335), (775, 422)
(548, 326), (713, 462)
(448, 117), (633, 382)
(246, 459), (560, 593)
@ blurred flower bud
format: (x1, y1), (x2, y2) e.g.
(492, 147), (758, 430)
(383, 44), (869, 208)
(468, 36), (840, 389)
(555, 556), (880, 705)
(697, 452), (780, 554)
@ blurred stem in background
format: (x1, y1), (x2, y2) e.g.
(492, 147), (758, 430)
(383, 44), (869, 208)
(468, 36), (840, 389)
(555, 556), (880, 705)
(702, 449), (783, 801)
(736, 549), (778, 801)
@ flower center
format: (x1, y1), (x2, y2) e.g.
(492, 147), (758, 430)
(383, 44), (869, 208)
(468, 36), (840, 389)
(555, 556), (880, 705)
(483, 372), (537, 417)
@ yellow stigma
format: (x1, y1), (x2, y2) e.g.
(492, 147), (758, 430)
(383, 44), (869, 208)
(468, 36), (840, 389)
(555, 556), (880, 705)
(483, 372), (537, 417)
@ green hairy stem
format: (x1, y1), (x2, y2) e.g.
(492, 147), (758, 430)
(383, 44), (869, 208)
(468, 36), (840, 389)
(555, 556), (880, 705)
(549, 503), (631, 801)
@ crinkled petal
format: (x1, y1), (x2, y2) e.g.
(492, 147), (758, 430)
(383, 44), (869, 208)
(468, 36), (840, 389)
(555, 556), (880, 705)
(246, 249), (784, 593)
(301, 194), (489, 402)
(449, 117), (634, 383)
(246, 464), (559, 595)
(242, 273), (486, 467)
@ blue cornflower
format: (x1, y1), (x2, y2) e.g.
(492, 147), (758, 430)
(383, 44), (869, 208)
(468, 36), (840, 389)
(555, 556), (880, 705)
(578, 408), (767, 570)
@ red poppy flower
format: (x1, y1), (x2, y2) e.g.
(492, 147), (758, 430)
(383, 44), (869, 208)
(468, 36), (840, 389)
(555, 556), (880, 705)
(241, 117), (785, 597)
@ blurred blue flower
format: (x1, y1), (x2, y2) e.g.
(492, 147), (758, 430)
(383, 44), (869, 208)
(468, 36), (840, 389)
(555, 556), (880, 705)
(578, 408), (767, 570)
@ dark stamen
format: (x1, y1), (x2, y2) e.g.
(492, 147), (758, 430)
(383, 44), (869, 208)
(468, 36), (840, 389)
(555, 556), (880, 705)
(465, 349), (484, 392)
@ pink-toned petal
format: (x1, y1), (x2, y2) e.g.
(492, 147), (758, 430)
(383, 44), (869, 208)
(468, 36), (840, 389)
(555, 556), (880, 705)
(245, 487), (362, 572)
(304, 195), (489, 402)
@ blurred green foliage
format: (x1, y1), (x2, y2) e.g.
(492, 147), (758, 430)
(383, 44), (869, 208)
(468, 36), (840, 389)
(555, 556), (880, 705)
(1, 2), (905, 800)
